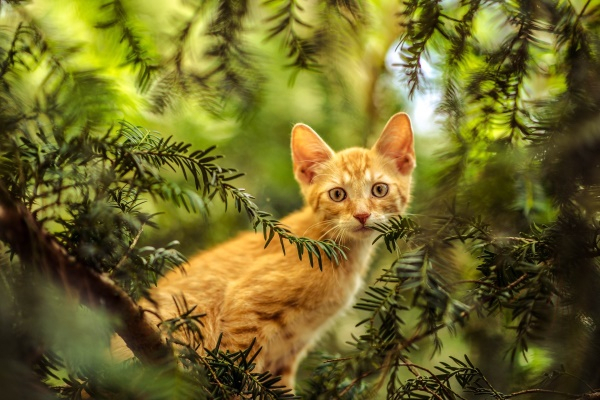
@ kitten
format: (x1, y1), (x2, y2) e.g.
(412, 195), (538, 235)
(112, 112), (416, 390)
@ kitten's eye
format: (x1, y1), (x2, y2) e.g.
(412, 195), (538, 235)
(328, 187), (347, 202)
(372, 183), (389, 198)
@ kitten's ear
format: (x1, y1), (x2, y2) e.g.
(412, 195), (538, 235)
(373, 112), (416, 175)
(291, 123), (334, 184)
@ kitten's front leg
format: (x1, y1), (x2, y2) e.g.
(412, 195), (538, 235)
(262, 352), (303, 393)
(278, 371), (296, 394)
(218, 275), (305, 391)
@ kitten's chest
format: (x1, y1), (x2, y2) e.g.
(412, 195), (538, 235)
(263, 263), (365, 363)
(285, 254), (369, 338)
(321, 264), (364, 311)
(300, 242), (372, 317)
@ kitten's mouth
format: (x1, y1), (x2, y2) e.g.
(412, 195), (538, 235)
(354, 226), (373, 233)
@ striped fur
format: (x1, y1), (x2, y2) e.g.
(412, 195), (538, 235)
(111, 113), (416, 390)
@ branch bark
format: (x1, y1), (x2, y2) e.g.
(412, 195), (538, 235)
(0, 186), (173, 366)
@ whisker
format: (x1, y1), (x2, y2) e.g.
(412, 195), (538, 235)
(303, 220), (337, 237)
(319, 225), (342, 241)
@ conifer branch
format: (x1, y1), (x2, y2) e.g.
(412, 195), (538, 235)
(115, 121), (346, 267)
(95, 0), (159, 91)
(264, 0), (319, 71)
(0, 184), (173, 366)
(397, 0), (445, 97)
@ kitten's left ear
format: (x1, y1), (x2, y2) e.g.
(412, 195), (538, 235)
(373, 112), (416, 175)
(291, 123), (334, 184)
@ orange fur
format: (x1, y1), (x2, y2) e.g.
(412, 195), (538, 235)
(111, 113), (417, 390)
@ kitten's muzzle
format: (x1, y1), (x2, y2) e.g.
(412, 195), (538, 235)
(353, 213), (371, 225)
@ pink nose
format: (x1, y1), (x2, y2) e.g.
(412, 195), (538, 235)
(354, 213), (371, 225)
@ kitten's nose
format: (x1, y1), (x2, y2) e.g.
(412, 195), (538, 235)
(354, 213), (371, 225)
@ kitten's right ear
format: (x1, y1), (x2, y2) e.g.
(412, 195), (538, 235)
(373, 112), (416, 175)
(291, 123), (334, 184)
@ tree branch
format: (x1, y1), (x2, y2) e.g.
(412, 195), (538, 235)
(0, 185), (173, 366)
(505, 388), (583, 399)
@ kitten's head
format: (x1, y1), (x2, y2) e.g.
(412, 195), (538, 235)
(291, 113), (416, 243)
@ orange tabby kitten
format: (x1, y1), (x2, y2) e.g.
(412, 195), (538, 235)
(112, 112), (416, 390)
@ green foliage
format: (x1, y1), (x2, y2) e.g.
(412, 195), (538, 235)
(265, 0), (319, 72)
(300, 0), (600, 398)
(183, 337), (299, 399)
(0, 2), (348, 397)
(96, 0), (160, 92)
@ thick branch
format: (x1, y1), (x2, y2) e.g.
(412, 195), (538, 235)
(0, 186), (173, 365)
